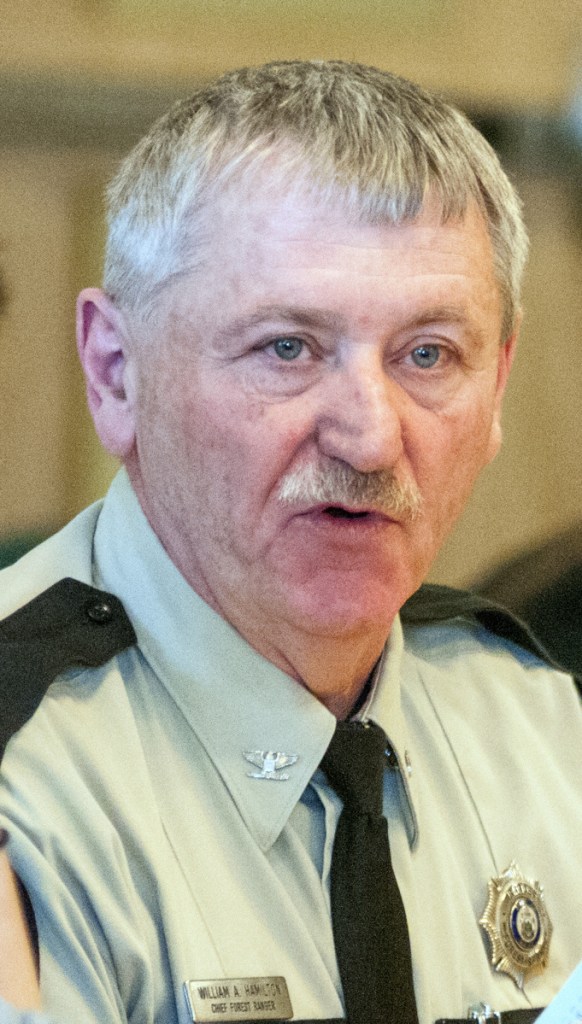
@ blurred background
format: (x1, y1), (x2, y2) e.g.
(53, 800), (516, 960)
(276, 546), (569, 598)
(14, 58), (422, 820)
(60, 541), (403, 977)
(0, 0), (581, 588)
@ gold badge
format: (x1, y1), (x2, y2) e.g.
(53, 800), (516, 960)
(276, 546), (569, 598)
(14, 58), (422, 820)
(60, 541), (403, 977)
(480, 861), (552, 990)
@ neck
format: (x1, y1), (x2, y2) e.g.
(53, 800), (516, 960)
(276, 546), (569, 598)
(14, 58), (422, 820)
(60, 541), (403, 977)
(241, 621), (391, 720)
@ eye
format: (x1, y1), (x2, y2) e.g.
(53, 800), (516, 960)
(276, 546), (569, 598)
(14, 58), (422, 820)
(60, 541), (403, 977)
(409, 344), (441, 369)
(272, 336), (304, 361)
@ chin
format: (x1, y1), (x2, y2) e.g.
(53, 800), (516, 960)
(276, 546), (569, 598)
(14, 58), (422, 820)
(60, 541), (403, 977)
(285, 577), (409, 640)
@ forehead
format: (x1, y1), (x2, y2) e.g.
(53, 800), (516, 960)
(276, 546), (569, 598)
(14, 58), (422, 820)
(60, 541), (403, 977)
(204, 171), (490, 253)
(165, 179), (501, 333)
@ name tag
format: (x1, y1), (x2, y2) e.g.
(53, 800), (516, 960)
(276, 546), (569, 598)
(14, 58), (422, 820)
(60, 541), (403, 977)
(184, 977), (293, 1022)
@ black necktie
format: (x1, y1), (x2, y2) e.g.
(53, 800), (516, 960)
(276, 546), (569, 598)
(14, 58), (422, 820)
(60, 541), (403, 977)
(321, 720), (419, 1024)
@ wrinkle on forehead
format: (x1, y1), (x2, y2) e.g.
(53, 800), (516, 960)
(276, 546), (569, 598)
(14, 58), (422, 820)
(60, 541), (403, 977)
(159, 182), (502, 345)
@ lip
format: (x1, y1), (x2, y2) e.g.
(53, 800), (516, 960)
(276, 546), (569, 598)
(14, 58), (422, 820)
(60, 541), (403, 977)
(294, 503), (398, 527)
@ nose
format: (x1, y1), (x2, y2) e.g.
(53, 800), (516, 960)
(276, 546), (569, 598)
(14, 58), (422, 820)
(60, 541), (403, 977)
(315, 349), (404, 473)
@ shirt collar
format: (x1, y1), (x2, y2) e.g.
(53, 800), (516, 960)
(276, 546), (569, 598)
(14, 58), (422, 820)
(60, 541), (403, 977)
(361, 627), (419, 848)
(93, 471), (335, 850)
(93, 469), (418, 851)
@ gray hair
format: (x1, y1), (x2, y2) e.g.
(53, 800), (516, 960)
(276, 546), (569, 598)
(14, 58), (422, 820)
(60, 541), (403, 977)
(104, 60), (528, 337)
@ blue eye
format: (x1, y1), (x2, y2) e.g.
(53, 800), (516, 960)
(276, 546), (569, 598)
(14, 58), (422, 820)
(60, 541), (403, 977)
(410, 344), (440, 368)
(273, 336), (304, 361)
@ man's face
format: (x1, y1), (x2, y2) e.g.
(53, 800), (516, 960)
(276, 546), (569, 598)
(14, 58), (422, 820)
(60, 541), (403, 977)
(124, 180), (514, 662)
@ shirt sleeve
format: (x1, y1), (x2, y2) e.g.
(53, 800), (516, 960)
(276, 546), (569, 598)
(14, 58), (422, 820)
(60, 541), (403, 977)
(0, 1000), (59, 1024)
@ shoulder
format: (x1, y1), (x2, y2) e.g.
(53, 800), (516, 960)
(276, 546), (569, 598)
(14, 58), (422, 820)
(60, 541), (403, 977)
(0, 577), (136, 765)
(0, 500), (103, 620)
(402, 581), (556, 658)
(401, 582), (581, 696)
(0, 498), (138, 762)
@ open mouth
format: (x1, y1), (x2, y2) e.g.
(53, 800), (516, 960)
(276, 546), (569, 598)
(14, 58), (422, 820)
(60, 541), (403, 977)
(323, 506), (370, 519)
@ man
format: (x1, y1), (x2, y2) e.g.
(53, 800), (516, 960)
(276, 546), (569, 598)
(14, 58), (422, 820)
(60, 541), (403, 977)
(0, 61), (580, 1024)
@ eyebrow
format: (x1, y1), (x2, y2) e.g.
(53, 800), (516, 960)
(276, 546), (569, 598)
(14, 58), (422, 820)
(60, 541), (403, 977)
(218, 305), (347, 340)
(404, 305), (493, 346)
(218, 301), (488, 343)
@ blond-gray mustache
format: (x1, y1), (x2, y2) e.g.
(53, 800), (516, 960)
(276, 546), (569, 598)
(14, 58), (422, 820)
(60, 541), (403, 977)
(278, 462), (422, 522)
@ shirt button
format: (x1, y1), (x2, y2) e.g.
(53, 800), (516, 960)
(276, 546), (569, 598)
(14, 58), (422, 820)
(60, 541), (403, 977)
(385, 747), (399, 769)
(86, 599), (114, 624)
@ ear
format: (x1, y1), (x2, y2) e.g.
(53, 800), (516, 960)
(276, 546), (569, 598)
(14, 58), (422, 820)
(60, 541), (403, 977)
(76, 288), (137, 459)
(485, 317), (520, 464)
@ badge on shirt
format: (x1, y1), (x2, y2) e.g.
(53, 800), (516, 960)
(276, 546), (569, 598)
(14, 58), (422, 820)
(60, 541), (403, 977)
(184, 977), (293, 1022)
(479, 861), (552, 990)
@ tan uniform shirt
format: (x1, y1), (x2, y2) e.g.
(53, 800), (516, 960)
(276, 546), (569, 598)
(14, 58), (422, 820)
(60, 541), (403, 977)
(0, 471), (581, 1024)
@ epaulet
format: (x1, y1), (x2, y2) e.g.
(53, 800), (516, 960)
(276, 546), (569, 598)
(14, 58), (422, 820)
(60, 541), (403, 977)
(401, 583), (581, 698)
(0, 577), (136, 764)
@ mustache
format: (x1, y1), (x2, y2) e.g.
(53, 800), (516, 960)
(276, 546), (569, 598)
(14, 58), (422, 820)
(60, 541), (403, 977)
(278, 461), (422, 522)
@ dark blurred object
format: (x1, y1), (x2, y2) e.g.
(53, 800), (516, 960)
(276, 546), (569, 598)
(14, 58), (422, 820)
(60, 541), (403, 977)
(473, 523), (582, 678)
(0, 264), (8, 317)
(0, 535), (46, 571)
(0, 265), (47, 569)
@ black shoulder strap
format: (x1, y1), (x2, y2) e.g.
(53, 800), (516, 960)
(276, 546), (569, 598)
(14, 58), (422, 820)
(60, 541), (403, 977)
(401, 583), (582, 698)
(0, 577), (136, 764)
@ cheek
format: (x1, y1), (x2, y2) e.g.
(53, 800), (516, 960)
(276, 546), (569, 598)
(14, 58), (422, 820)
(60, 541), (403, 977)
(179, 397), (280, 510)
(414, 405), (495, 513)
(206, 392), (311, 470)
